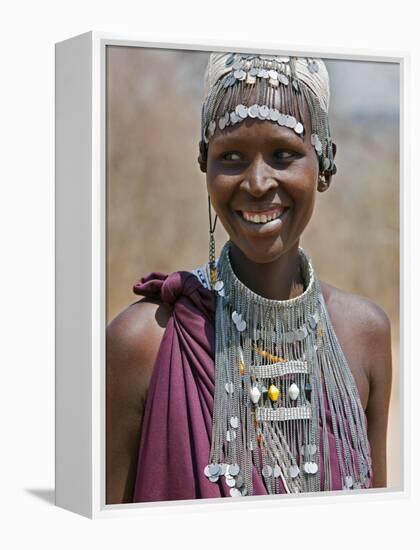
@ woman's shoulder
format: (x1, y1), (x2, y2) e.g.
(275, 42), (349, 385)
(106, 298), (172, 396)
(320, 279), (392, 385)
(320, 279), (391, 334)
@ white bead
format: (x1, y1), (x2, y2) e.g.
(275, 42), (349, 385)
(225, 382), (234, 394)
(214, 280), (224, 291)
(250, 386), (261, 404)
(230, 416), (239, 428)
(288, 383), (300, 401)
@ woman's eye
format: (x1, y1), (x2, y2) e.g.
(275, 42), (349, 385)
(222, 151), (242, 161)
(274, 150), (295, 161)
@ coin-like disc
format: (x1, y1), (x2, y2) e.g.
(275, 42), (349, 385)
(237, 104), (248, 119)
(209, 463), (220, 476)
(262, 465), (273, 478)
(294, 122), (304, 134)
(289, 464), (300, 478)
(229, 463), (240, 476)
(231, 311), (240, 323)
(237, 320), (247, 332)
(273, 465), (281, 478)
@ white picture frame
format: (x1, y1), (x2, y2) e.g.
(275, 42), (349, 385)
(55, 31), (408, 519)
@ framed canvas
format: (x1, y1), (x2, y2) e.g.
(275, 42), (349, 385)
(55, 32), (407, 518)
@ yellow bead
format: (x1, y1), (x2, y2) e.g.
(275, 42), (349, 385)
(317, 324), (325, 337)
(268, 384), (280, 402)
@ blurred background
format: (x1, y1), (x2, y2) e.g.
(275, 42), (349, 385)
(106, 47), (400, 489)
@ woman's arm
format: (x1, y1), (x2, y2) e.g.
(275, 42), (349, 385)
(363, 303), (393, 488)
(106, 299), (171, 504)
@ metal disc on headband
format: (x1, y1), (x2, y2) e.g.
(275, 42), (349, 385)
(234, 69), (246, 81)
(248, 104), (259, 118)
(295, 122), (304, 134)
(236, 104), (248, 119)
(259, 105), (270, 118)
(230, 111), (239, 124)
(225, 53), (235, 66)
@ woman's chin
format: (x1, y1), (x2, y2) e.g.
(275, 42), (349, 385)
(229, 236), (294, 266)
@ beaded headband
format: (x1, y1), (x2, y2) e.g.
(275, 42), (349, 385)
(199, 53), (336, 175)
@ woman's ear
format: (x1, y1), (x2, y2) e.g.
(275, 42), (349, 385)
(198, 141), (207, 173)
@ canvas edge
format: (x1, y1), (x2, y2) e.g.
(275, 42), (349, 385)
(55, 30), (94, 519)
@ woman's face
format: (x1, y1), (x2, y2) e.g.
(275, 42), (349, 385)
(206, 108), (320, 264)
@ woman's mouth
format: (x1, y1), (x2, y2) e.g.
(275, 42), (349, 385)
(239, 207), (288, 225)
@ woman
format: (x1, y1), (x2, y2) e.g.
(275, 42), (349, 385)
(106, 53), (392, 504)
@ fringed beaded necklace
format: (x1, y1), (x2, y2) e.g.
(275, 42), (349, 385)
(203, 241), (373, 496)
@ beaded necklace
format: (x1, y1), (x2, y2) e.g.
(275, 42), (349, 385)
(202, 241), (373, 496)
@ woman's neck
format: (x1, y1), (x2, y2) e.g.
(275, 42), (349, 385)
(228, 242), (305, 301)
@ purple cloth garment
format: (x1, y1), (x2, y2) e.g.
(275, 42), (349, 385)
(131, 270), (372, 503)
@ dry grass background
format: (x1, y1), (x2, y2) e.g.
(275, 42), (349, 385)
(106, 47), (400, 489)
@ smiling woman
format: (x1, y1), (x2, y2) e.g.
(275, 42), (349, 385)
(206, 116), (321, 268)
(106, 52), (392, 504)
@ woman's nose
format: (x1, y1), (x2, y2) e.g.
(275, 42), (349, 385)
(240, 155), (278, 197)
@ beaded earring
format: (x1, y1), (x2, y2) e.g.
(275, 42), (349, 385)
(208, 195), (218, 288)
(317, 173), (329, 192)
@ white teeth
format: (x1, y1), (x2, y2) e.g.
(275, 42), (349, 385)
(242, 209), (284, 224)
